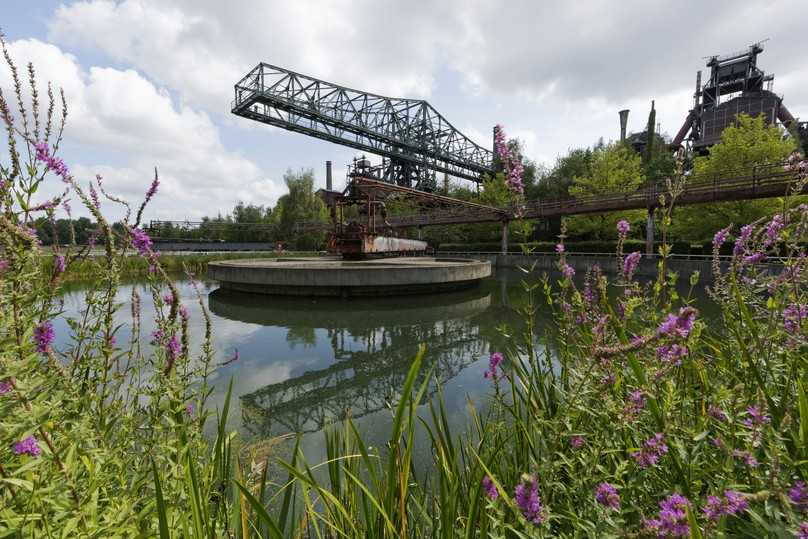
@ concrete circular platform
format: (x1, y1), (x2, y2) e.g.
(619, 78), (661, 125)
(207, 256), (492, 297)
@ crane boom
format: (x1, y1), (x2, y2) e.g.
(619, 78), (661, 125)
(232, 63), (494, 189)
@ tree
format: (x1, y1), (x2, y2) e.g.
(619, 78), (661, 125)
(566, 142), (645, 239)
(671, 113), (797, 239)
(272, 168), (329, 250)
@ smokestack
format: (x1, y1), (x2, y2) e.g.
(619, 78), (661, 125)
(619, 109), (630, 142)
(326, 160), (333, 191)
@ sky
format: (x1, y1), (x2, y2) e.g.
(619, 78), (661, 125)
(1, 0), (806, 222)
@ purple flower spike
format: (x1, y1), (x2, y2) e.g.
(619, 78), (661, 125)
(713, 226), (730, 249)
(514, 474), (544, 526)
(790, 481), (808, 512)
(617, 219), (630, 236)
(623, 251), (641, 278)
(482, 476), (498, 500)
(657, 308), (696, 339)
(784, 303), (807, 334)
(595, 482), (620, 510)
(0, 379), (12, 395)
(484, 351), (504, 381)
(703, 490), (748, 521)
(130, 228), (153, 257)
(54, 254), (65, 275)
(166, 334), (181, 361)
(643, 493), (692, 537)
(13, 435), (41, 457)
(631, 433), (668, 468)
(562, 263), (575, 278)
(33, 321), (54, 354)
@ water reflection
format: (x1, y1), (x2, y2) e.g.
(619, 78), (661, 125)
(207, 287), (506, 437)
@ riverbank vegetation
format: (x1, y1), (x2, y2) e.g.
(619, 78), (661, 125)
(2, 39), (808, 537)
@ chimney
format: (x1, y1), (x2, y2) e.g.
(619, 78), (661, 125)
(619, 109), (630, 142)
(326, 160), (333, 191)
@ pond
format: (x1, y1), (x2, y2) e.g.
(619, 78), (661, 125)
(54, 266), (714, 468)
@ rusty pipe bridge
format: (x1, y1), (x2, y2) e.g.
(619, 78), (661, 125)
(297, 160), (805, 232)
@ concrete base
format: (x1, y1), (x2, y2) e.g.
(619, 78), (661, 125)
(207, 257), (492, 297)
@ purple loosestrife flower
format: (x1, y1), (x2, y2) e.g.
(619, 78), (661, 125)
(89, 184), (100, 209)
(631, 433), (668, 468)
(0, 259), (8, 273)
(151, 329), (164, 344)
(743, 405), (770, 428)
(657, 308), (696, 339)
(742, 252), (766, 265)
(482, 476), (498, 500)
(514, 474), (544, 526)
(595, 482), (620, 510)
(186, 402), (194, 416)
(702, 496), (723, 522)
(656, 493), (691, 537)
(54, 254), (65, 275)
(732, 450), (758, 468)
(145, 174), (159, 203)
(162, 293), (174, 305)
(723, 490), (748, 515)
(784, 303), (807, 334)
(166, 334), (181, 362)
(623, 251), (641, 279)
(617, 219), (630, 237)
(484, 351), (504, 381)
(34, 141), (70, 182)
(708, 405), (728, 422)
(703, 491), (748, 521)
(555, 243), (565, 253)
(790, 481), (808, 512)
(130, 228), (153, 257)
(800, 522), (808, 539)
(624, 390), (646, 420)
(733, 224), (754, 257)
(0, 380), (12, 395)
(33, 321), (54, 354)
(763, 213), (784, 247)
(570, 436), (585, 449)
(179, 304), (190, 321)
(713, 226), (731, 249)
(656, 343), (688, 366)
(13, 435), (41, 457)
(62, 200), (71, 217)
(562, 263), (575, 278)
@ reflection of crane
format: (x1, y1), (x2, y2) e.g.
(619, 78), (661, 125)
(232, 63), (494, 190)
(208, 288), (500, 436)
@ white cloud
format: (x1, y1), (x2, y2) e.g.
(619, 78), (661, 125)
(1, 38), (284, 220)
(47, 0), (449, 112)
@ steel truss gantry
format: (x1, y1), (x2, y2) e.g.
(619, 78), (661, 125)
(232, 63), (494, 190)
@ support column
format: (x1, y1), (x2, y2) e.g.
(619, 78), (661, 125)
(501, 221), (509, 256)
(646, 208), (655, 256)
(417, 226), (423, 240)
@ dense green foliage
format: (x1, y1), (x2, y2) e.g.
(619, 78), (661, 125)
(672, 114), (799, 239)
(566, 142), (646, 239)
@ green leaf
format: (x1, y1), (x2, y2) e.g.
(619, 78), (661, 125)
(233, 481), (285, 539)
(151, 459), (171, 539)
